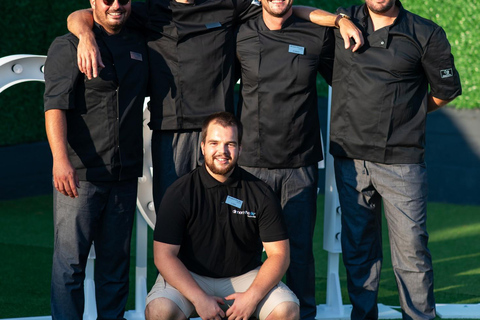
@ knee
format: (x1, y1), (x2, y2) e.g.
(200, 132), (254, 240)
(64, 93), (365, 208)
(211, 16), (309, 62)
(266, 301), (299, 320)
(145, 298), (186, 320)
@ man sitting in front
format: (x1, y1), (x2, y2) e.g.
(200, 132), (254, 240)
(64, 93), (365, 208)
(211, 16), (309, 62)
(145, 112), (299, 320)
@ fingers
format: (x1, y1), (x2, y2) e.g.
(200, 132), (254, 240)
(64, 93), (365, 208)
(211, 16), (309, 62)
(54, 175), (79, 198)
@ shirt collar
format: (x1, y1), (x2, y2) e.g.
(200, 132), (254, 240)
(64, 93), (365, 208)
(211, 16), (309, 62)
(199, 164), (241, 188)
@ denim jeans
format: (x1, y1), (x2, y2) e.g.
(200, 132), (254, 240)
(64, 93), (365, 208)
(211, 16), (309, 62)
(241, 165), (318, 320)
(151, 130), (203, 213)
(51, 179), (137, 320)
(334, 158), (435, 320)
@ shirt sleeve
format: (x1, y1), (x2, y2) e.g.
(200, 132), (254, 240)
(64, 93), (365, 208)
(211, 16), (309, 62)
(153, 185), (187, 245)
(234, 0), (262, 25)
(422, 26), (462, 100)
(44, 37), (82, 112)
(257, 186), (288, 243)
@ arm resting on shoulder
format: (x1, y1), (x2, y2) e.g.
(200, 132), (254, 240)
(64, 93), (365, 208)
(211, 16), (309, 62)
(225, 239), (290, 319)
(293, 6), (364, 52)
(67, 9), (104, 79)
(45, 109), (79, 198)
(153, 241), (226, 319)
(427, 93), (454, 113)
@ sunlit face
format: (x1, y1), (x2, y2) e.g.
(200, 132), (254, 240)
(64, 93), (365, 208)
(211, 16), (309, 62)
(365, 0), (396, 14)
(201, 122), (241, 182)
(91, 0), (131, 34)
(261, 0), (293, 18)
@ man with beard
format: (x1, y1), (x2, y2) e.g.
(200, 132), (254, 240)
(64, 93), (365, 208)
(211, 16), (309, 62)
(235, 0), (334, 318)
(44, 0), (148, 319)
(66, 0), (363, 213)
(327, 0), (462, 319)
(145, 112), (299, 320)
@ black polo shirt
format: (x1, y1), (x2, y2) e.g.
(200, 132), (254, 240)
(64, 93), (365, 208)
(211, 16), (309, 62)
(129, 0), (262, 131)
(44, 25), (149, 181)
(236, 15), (334, 168)
(154, 165), (288, 278)
(330, 0), (462, 164)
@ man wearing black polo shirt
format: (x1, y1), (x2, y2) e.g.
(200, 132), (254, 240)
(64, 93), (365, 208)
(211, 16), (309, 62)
(44, 0), (148, 319)
(145, 112), (300, 320)
(66, 0), (363, 211)
(328, 1), (462, 319)
(235, 1), (334, 318)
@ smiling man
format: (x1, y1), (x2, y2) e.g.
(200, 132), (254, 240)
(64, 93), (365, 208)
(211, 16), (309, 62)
(235, 0), (334, 318)
(329, 0), (462, 319)
(145, 112), (299, 320)
(44, 0), (148, 319)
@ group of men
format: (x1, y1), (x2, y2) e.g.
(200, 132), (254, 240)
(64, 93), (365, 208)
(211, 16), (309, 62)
(43, 0), (462, 319)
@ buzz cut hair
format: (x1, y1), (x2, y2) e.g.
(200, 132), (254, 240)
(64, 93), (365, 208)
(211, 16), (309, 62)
(201, 112), (243, 145)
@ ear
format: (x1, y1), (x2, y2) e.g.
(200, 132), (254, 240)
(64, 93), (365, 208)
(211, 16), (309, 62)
(200, 141), (205, 156)
(90, 0), (96, 9)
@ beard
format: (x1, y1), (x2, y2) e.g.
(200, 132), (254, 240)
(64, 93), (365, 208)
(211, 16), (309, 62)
(263, 0), (293, 18)
(204, 154), (236, 176)
(366, 0), (396, 14)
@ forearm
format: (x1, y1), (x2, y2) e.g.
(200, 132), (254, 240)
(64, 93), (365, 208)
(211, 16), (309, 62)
(427, 93), (453, 113)
(154, 243), (208, 306)
(67, 9), (94, 38)
(293, 6), (337, 27)
(245, 240), (290, 304)
(45, 109), (69, 163)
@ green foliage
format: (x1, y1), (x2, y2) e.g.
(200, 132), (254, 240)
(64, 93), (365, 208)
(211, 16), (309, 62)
(0, 0), (478, 146)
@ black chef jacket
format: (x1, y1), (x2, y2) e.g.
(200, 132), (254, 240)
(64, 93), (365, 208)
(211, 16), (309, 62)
(154, 165), (288, 278)
(44, 25), (149, 181)
(129, 0), (262, 131)
(330, 1), (462, 164)
(236, 15), (334, 168)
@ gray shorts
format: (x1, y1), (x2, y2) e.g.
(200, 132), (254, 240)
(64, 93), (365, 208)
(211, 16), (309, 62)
(146, 267), (299, 320)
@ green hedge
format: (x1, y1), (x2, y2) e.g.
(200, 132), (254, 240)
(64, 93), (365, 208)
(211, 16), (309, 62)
(0, 0), (477, 146)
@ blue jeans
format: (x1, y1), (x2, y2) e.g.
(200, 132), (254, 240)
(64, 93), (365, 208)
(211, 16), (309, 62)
(51, 179), (137, 320)
(151, 130), (203, 213)
(241, 165), (318, 320)
(334, 158), (435, 320)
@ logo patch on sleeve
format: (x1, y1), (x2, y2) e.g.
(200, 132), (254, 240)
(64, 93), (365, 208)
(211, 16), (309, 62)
(440, 68), (453, 79)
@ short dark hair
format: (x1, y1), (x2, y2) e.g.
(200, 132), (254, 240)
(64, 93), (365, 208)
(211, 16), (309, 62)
(201, 112), (243, 145)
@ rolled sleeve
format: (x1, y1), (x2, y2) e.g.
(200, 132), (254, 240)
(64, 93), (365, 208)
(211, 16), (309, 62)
(422, 27), (462, 100)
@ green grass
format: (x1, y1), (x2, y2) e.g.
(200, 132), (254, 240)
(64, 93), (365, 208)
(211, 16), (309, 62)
(1, 194), (479, 319)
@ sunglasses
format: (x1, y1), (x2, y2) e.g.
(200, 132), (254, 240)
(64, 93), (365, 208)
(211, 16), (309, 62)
(102, 0), (130, 5)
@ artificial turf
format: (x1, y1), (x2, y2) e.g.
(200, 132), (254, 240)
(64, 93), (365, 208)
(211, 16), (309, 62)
(0, 194), (479, 319)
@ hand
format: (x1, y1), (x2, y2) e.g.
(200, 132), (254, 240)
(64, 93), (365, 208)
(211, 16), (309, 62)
(224, 292), (258, 320)
(193, 295), (226, 320)
(77, 32), (105, 79)
(53, 159), (79, 198)
(338, 18), (364, 52)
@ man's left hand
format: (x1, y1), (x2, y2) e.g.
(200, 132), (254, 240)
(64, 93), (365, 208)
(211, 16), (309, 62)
(224, 292), (258, 320)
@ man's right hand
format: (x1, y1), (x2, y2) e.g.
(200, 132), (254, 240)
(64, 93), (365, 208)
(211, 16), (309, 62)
(53, 159), (79, 198)
(193, 295), (226, 320)
(77, 32), (105, 79)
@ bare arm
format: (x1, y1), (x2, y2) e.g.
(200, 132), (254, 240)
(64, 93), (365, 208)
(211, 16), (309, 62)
(45, 109), (79, 198)
(224, 239), (290, 319)
(67, 9), (105, 79)
(293, 6), (364, 52)
(427, 94), (453, 113)
(153, 241), (226, 319)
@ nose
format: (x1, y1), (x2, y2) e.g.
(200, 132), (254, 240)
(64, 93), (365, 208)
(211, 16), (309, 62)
(110, 0), (120, 9)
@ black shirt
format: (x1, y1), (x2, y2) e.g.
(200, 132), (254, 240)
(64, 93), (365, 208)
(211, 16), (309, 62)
(330, 1), (462, 164)
(44, 25), (149, 181)
(236, 15), (334, 168)
(130, 0), (262, 131)
(154, 165), (288, 278)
